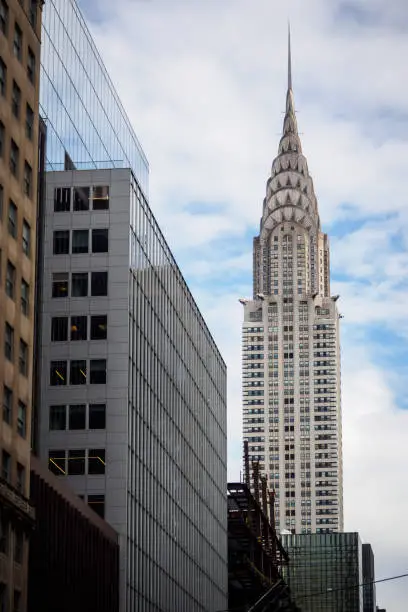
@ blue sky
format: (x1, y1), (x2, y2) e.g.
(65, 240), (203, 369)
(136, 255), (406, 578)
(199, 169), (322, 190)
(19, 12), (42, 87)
(80, 0), (408, 608)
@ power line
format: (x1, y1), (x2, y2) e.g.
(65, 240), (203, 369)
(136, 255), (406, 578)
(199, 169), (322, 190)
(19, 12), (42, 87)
(297, 571), (408, 600)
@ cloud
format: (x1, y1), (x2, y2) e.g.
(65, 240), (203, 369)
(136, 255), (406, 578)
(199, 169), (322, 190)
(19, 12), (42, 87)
(79, 0), (408, 608)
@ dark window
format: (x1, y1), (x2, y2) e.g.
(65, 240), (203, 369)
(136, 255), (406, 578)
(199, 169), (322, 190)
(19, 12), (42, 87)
(70, 360), (87, 385)
(51, 317), (68, 342)
(8, 200), (17, 237)
(88, 494), (105, 518)
(0, 58), (6, 96)
(13, 23), (22, 61)
(0, 121), (4, 156)
(53, 230), (69, 255)
(91, 272), (108, 296)
(50, 360), (67, 386)
(70, 316), (87, 340)
(14, 529), (23, 564)
(22, 221), (30, 256)
(16, 463), (25, 494)
(25, 104), (33, 140)
(29, 0), (37, 27)
(4, 323), (13, 361)
(10, 139), (19, 177)
(90, 359), (106, 384)
(89, 404), (106, 429)
(0, 183), (3, 218)
(92, 229), (108, 253)
(49, 405), (66, 430)
(68, 450), (85, 475)
(13, 590), (21, 612)
(48, 450), (65, 476)
(3, 386), (12, 424)
(73, 187), (89, 211)
(69, 404), (86, 430)
(0, 507), (8, 554)
(27, 47), (35, 84)
(88, 449), (105, 475)
(52, 272), (69, 298)
(0, 0), (8, 35)
(90, 315), (107, 340)
(54, 187), (70, 212)
(2, 450), (10, 481)
(72, 229), (88, 253)
(23, 162), (32, 197)
(17, 401), (26, 437)
(92, 186), (109, 210)
(21, 279), (29, 315)
(19, 340), (28, 376)
(11, 80), (21, 118)
(72, 272), (88, 297)
(6, 260), (15, 298)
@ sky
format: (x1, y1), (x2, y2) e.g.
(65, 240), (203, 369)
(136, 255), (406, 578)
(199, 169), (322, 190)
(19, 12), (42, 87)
(79, 0), (408, 608)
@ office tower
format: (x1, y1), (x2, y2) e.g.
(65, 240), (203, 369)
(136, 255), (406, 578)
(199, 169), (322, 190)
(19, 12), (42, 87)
(242, 31), (343, 534)
(0, 1), (43, 611)
(28, 455), (119, 612)
(362, 544), (376, 612)
(281, 532), (363, 612)
(35, 3), (228, 610)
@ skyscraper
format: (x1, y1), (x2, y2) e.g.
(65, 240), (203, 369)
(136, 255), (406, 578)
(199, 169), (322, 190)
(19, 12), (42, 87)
(242, 31), (343, 534)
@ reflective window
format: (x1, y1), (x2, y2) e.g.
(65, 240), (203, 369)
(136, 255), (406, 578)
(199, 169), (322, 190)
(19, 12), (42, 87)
(16, 463), (25, 494)
(70, 360), (87, 385)
(73, 187), (89, 211)
(92, 186), (109, 210)
(4, 323), (13, 361)
(10, 139), (19, 177)
(92, 229), (108, 253)
(51, 316), (68, 341)
(90, 359), (106, 384)
(19, 340), (28, 376)
(26, 104), (34, 140)
(90, 315), (107, 340)
(52, 272), (68, 298)
(53, 230), (69, 254)
(69, 404), (86, 430)
(50, 360), (67, 386)
(72, 229), (88, 253)
(6, 260), (15, 299)
(24, 162), (32, 197)
(91, 272), (107, 296)
(17, 400), (26, 437)
(70, 316), (87, 340)
(54, 187), (70, 212)
(49, 405), (66, 430)
(89, 404), (106, 429)
(8, 201), (17, 237)
(2, 450), (10, 481)
(22, 221), (31, 257)
(71, 273), (88, 297)
(0, 59), (6, 97)
(0, 121), (3, 156)
(3, 385), (12, 424)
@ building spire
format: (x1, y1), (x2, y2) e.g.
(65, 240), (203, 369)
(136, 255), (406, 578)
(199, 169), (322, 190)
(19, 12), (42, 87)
(288, 21), (292, 91)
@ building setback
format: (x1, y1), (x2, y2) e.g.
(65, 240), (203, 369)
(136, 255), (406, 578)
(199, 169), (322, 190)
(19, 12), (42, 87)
(0, 1), (43, 611)
(242, 31), (343, 534)
(28, 454), (119, 612)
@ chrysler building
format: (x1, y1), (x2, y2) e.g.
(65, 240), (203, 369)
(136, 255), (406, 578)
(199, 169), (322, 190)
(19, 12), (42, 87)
(242, 31), (343, 534)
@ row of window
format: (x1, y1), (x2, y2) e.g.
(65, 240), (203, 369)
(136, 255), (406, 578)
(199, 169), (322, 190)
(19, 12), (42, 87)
(48, 449), (106, 476)
(4, 323), (28, 375)
(2, 255), (30, 315)
(0, 0), (37, 68)
(0, 124), (34, 195)
(50, 359), (107, 386)
(0, 507), (25, 574)
(0, 55), (35, 136)
(2, 385), (26, 437)
(1, 449), (25, 492)
(52, 271), (108, 298)
(51, 315), (107, 342)
(53, 228), (108, 255)
(0, 193), (31, 255)
(49, 403), (106, 431)
(54, 186), (110, 212)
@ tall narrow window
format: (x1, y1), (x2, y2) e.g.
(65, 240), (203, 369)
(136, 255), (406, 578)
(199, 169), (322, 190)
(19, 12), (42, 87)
(8, 201), (17, 237)
(71, 272), (88, 297)
(70, 316), (87, 341)
(13, 23), (22, 61)
(6, 260), (15, 299)
(22, 221), (30, 257)
(92, 229), (109, 253)
(49, 405), (66, 431)
(29, 0), (37, 27)
(4, 323), (13, 361)
(19, 340), (28, 376)
(0, 1), (8, 35)
(88, 449), (105, 475)
(70, 360), (87, 385)
(23, 162), (32, 197)
(21, 279), (29, 315)
(0, 58), (6, 96)
(91, 272), (108, 296)
(16, 463), (25, 493)
(50, 360), (67, 386)
(72, 229), (88, 253)
(90, 359), (106, 384)
(10, 139), (19, 177)
(51, 317), (68, 342)
(2, 450), (10, 482)
(0, 121), (4, 157)
(90, 315), (107, 340)
(73, 187), (89, 211)
(17, 401), (26, 437)
(89, 404), (106, 429)
(2, 385), (12, 424)
(54, 187), (70, 212)
(25, 104), (33, 140)
(27, 47), (35, 83)
(92, 186), (109, 210)
(52, 272), (69, 298)
(69, 405), (86, 430)
(48, 450), (66, 476)
(53, 230), (69, 255)
(11, 80), (21, 118)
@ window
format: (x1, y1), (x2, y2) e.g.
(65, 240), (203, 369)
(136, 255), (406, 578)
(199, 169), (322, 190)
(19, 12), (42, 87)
(25, 104), (33, 140)
(48, 450), (65, 476)
(92, 186), (109, 210)
(52, 272), (69, 298)
(13, 23), (22, 61)
(13, 590), (21, 612)
(10, 139), (19, 177)
(73, 187), (89, 211)
(90, 315), (107, 340)
(70, 360), (86, 385)
(72, 272), (88, 297)
(53, 230), (69, 255)
(72, 229), (88, 253)
(8, 201), (17, 237)
(92, 229), (108, 253)
(88, 449), (105, 475)
(0, 183), (3, 218)
(0, 508), (8, 554)
(21, 279), (29, 315)
(49, 405), (66, 431)
(5, 323), (13, 361)
(27, 47), (35, 83)
(11, 80), (20, 118)
(69, 405), (86, 430)
(68, 450), (85, 476)
(0, 58), (6, 96)
(17, 401), (26, 437)
(90, 359), (106, 384)
(14, 529), (23, 564)
(51, 317), (68, 342)
(2, 450), (10, 481)
(19, 340), (28, 376)
(29, 0), (37, 27)
(6, 260), (15, 298)
(54, 187), (70, 212)
(0, 121), (3, 156)
(50, 360), (67, 386)
(89, 404), (106, 430)
(0, 0), (8, 35)
(16, 463), (25, 493)
(88, 494), (105, 518)
(70, 316), (87, 340)
(91, 272), (108, 296)
(23, 162), (32, 197)
(22, 221), (30, 256)
(3, 386), (12, 424)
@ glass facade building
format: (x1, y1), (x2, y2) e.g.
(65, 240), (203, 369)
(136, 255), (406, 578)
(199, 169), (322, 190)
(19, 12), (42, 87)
(281, 532), (363, 612)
